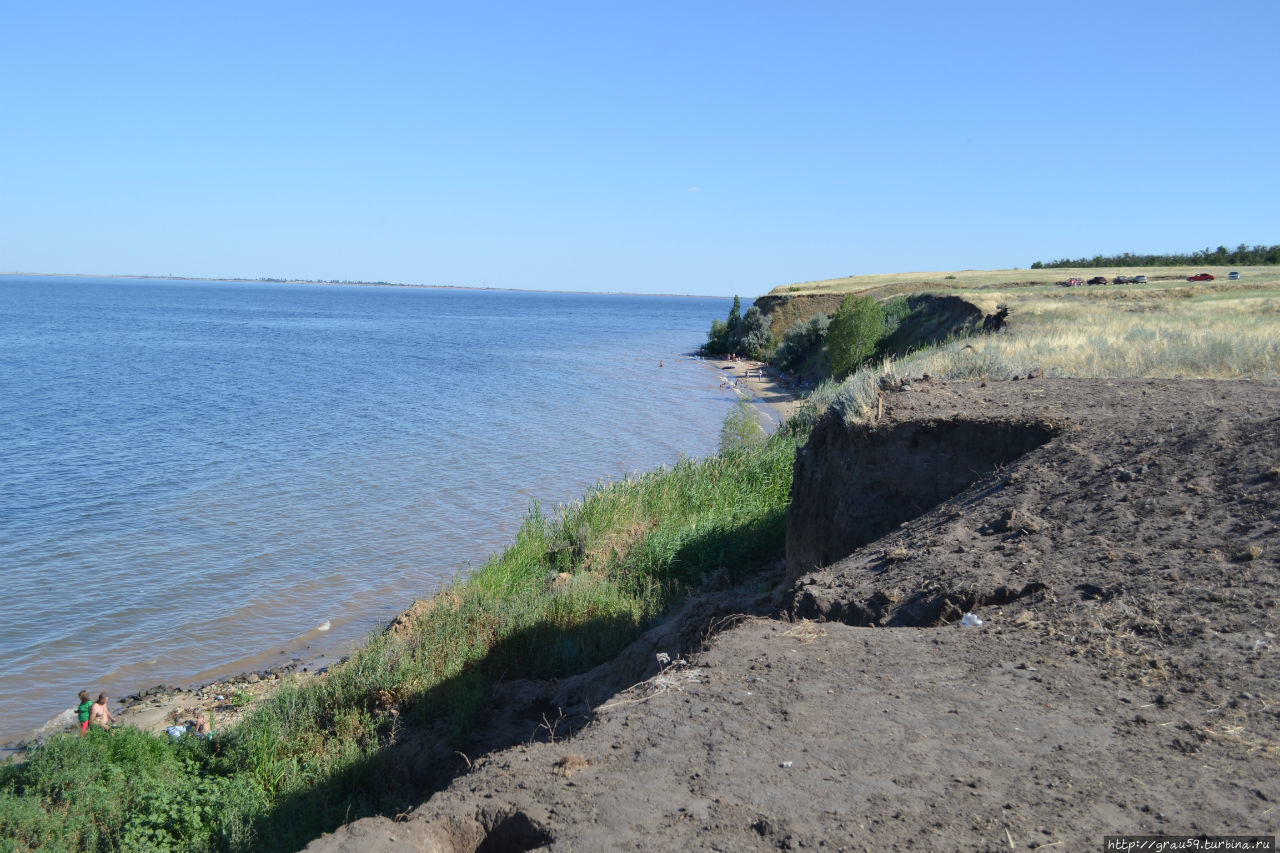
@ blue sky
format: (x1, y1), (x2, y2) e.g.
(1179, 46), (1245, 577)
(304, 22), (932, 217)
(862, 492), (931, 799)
(2, 0), (1277, 296)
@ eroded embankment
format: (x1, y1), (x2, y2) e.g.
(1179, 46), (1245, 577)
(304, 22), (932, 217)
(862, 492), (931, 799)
(755, 291), (1003, 354)
(305, 377), (1280, 852)
(787, 377), (1280, 643)
(785, 411), (1059, 589)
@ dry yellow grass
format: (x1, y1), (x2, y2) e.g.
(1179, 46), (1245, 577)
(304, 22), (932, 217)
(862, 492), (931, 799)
(796, 267), (1280, 423)
(771, 265), (1280, 299)
(909, 283), (1280, 380)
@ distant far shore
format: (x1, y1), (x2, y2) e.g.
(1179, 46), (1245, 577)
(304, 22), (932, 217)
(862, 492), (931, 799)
(0, 271), (722, 300)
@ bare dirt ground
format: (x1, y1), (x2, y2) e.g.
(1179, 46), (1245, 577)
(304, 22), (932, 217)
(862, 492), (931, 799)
(306, 377), (1279, 852)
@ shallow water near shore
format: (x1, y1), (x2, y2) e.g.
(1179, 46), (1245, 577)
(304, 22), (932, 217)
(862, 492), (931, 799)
(0, 276), (738, 744)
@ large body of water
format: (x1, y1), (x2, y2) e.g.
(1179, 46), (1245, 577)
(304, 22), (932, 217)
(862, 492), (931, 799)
(0, 275), (738, 744)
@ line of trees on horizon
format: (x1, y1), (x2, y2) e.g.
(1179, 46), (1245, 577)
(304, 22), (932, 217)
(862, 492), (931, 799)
(1030, 244), (1280, 269)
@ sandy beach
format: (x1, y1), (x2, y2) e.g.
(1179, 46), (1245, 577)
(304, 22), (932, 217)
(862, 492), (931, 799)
(703, 356), (806, 424)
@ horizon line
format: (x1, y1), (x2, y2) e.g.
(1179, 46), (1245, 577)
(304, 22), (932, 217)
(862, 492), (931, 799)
(0, 270), (731, 301)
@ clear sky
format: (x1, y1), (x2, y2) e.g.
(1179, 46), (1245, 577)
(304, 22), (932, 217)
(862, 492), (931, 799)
(2, 0), (1277, 296)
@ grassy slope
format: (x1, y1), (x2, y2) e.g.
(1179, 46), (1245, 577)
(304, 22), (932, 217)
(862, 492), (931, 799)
(0, 433), (798, 853)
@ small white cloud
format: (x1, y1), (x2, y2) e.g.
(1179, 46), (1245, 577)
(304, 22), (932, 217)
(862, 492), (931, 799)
(686, 186), (701, 192)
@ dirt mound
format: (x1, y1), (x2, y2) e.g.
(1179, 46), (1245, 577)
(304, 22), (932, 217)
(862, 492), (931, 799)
(791, 378), (1278, 641)
(305, 378), (1279, 852)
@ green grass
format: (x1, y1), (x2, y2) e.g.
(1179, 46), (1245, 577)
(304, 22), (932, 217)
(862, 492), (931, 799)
(0, 427), (799, 852)
(0, 728), (267, 853)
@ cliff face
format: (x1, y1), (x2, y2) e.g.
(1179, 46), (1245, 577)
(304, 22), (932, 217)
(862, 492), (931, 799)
(784, 398), (1056, 588)
(752, 293), (847, 341)
(755, 292), (1000, 360)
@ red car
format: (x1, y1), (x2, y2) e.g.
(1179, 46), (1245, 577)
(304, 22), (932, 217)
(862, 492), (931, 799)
(1087, 276), (1108, 285)
(1187, 273), (1215, 281)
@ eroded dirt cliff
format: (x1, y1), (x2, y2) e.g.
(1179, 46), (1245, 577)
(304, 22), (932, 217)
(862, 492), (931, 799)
(305, 378), (1279, 852)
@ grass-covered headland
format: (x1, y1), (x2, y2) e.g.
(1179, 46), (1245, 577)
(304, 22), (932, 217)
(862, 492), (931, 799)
(0, 427), (799, 852)
(709, 262), (1280, 422)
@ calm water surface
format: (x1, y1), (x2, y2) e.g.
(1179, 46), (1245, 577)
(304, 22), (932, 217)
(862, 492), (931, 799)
(0, 276), (737, 743)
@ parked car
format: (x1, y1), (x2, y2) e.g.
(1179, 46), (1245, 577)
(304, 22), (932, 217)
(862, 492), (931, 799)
(1187, 273), (1215, 281)
(1114, 276), (1131, 284)
(1060, 277), (1085, 287)
(1087, 276), (1109, 285)
(1228, 271), (1241, 280)
(1133, 275), (1148, 283)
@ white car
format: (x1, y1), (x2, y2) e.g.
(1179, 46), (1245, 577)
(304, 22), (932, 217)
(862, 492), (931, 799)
(1228, 271), (1241, 280)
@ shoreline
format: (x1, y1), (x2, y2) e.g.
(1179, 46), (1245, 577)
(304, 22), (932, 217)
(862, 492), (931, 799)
(4, 356), (789, 755)
(2, 635), (363, 757)
(702, 356), (806, 425)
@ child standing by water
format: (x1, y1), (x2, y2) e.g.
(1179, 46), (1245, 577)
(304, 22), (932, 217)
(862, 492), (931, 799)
(76, 691), (92, 736)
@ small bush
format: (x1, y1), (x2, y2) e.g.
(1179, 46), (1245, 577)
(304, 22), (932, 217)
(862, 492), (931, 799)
(826, 295), (887, 378)
(719, 398), (767, 454)
(736, 306), (772, 359)
(774, 313), (830, 372)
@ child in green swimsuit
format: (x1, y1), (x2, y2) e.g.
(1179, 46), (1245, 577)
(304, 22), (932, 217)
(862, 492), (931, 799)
(76, 690), (92, 736)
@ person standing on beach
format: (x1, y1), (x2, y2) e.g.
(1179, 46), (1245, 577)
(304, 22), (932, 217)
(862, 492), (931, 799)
(88, 693), (115, 731)
(76, 690), (93, 736)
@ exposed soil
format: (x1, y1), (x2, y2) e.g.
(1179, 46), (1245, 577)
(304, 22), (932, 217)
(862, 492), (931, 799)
(305, 377), (1280, 851)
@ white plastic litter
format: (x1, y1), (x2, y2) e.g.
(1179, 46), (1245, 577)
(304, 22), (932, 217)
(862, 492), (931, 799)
(960, 613), (984, 627)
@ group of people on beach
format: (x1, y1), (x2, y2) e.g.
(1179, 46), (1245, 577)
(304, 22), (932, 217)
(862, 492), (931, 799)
(167, 707), (212, 740)
(75, 689), (213, 738)
(75, 691), (115, 735)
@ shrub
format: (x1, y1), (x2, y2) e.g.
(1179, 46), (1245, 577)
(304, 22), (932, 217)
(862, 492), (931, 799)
(736, 306), (772, 359)
(826, 295), (886, 378)
(719, 398), (766, 454)
(774, 313), (830, 372)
